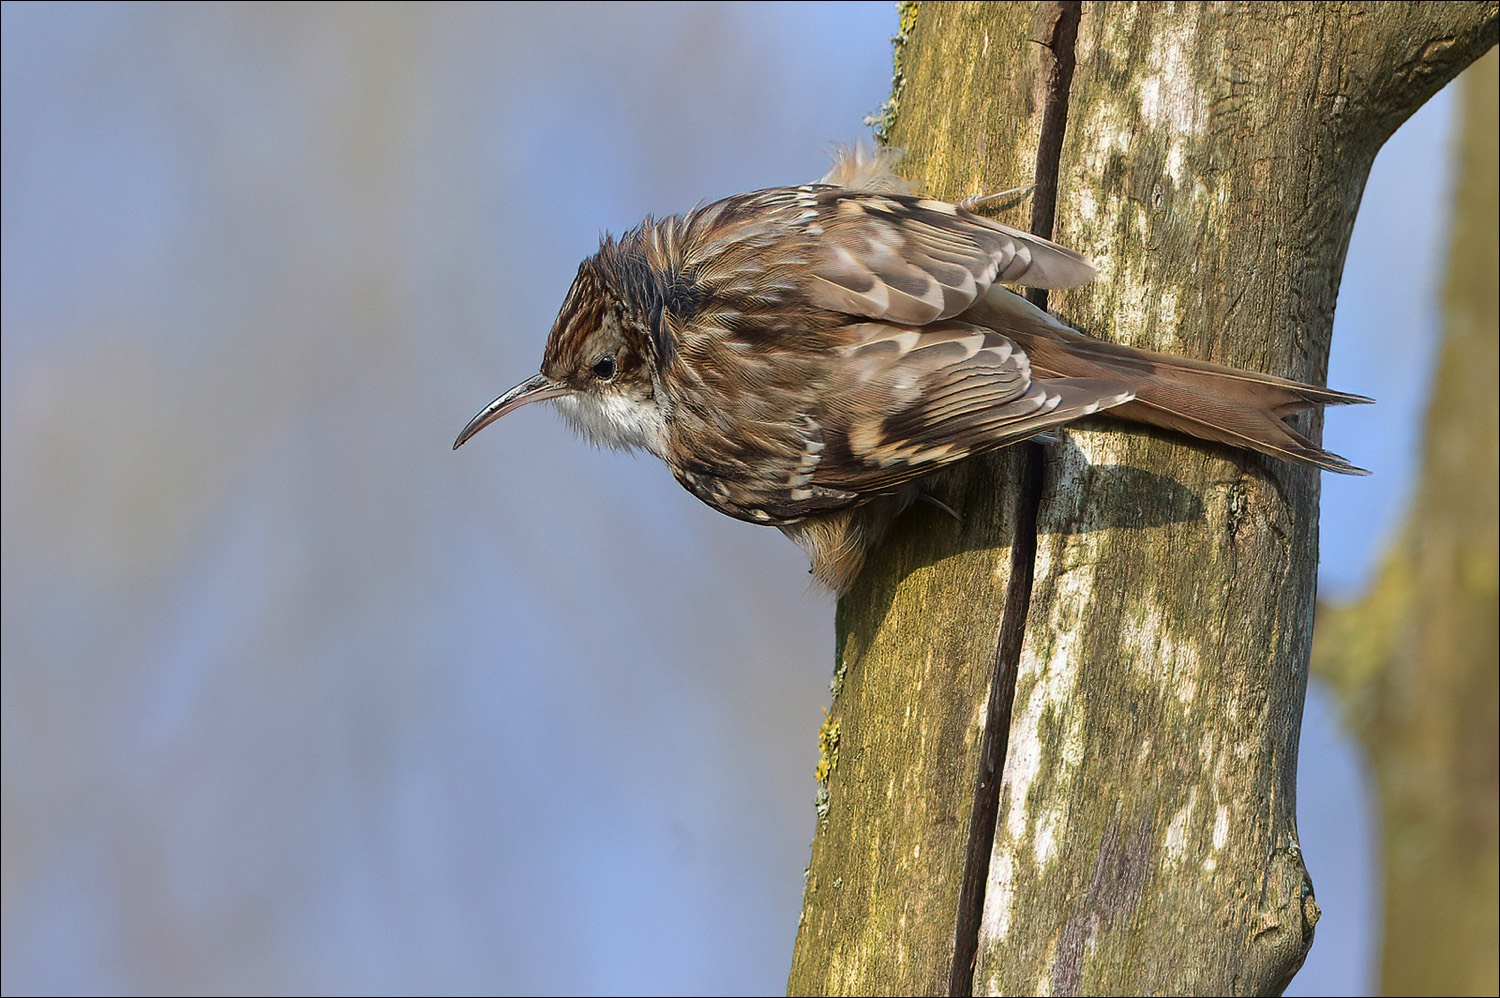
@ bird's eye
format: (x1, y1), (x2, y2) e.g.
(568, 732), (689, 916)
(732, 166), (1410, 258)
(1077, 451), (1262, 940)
(592, 355), (617, 381)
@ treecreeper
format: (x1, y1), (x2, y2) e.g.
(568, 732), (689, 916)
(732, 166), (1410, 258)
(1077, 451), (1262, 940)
(455, 147), (1369, 592)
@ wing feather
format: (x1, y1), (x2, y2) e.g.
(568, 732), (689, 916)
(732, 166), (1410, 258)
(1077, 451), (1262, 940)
(811, 321), (1134, 495)
(791, 189), (1097, 324)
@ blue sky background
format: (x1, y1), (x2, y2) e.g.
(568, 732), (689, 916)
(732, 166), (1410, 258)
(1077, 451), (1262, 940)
(1, 4), (1476, 994)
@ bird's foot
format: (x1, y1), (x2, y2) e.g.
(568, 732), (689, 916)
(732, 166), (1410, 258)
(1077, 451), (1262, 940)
(957, 184), (1035, 215)
(918, 491), (963, 524)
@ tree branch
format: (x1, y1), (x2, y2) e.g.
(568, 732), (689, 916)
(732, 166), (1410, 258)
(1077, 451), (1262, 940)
(789, 4), (1497, 995)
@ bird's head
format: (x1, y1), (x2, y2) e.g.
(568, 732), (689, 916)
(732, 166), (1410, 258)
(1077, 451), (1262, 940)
(453, 255), (664, 457)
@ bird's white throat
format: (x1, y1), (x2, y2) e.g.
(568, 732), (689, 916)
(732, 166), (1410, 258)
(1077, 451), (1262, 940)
(553, 391), (669, 459)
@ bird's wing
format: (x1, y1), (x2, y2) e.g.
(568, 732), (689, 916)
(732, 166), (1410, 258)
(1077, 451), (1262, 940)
(771, 187), (1097, 324)
(807, 321), (1134, 495)
(662, 318), (1130, 524)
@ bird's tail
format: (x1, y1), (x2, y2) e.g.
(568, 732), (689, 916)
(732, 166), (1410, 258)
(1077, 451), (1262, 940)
(966, 288), (1372, 475)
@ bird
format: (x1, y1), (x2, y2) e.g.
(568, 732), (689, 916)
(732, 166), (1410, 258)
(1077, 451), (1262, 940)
(454, 146), (1369, 593)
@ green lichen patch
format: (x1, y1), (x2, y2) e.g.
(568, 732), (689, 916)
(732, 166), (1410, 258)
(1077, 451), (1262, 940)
(865, 1), (919, 144)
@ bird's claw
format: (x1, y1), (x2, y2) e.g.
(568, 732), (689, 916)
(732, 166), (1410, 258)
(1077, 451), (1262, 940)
(957, 183), (1035, 215)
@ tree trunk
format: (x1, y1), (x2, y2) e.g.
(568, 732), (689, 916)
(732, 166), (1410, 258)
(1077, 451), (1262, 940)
(1312, 48), (1499, 998)
(788, 4), (1498, 996)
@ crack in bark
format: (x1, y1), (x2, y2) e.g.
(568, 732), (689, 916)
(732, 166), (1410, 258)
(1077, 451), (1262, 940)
(947, 445), (1044, 997)
(1026, 0), (1082, 314)
(949, 4), (1082, 994)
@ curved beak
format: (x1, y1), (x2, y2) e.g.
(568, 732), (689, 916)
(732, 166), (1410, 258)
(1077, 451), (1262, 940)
(453, 374), (570, 450)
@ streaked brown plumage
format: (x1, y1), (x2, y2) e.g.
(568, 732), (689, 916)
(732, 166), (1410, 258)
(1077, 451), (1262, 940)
(455, 148), (1368, 592)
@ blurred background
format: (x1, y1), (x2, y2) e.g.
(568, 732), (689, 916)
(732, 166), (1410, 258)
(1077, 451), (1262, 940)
(0, 4), (1484, 995)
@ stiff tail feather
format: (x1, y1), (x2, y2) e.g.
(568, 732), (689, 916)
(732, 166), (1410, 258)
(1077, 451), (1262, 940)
(966, 289), (1372, 475)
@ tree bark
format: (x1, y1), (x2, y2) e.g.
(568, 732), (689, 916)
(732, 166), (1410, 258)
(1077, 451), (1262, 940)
(1312, 48), (1499, 998)
(789, 4), (1498, 996)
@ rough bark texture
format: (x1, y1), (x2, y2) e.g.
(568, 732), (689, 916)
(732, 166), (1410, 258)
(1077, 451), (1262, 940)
(789, 4), (1497, 996)
(1312, 49), (1499, 998)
